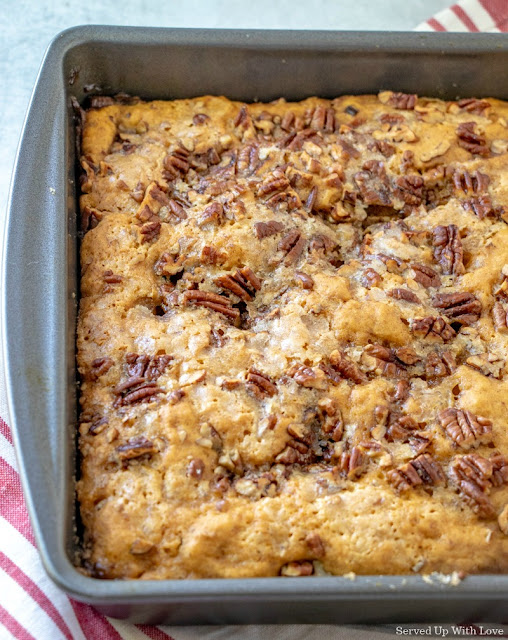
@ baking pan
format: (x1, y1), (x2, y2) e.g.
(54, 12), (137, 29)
(3, 26), (508, 624)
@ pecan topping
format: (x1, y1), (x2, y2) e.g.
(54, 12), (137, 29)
(215, 267), (262, 301)
(305, 533), (325, 558)
(328, 350), (367, 384)
(257, 168), (290, 197)
(388, 454), (445, 492)
(163, 146), (190, 179)
(187, 458), (205, 479)
(363, 344), (419, 377)
(353, 170), (392, 206)
(388, 288), (420, 304)
(362, 267), (382, 288)
(116, 436), (156, 460)
(278, 230), (306, 266)
(493, 302), (508, 333)
(287, 363), (327, 389)
(491, 453), (508, 487)
(183, 290), (240, 320)
(385, 414), (419, 442)
(125, 353), (173, 381)
(432, 225), (464, 276)
(168, 198), (188, 220)
(280, 561), (314, 577)
(295, 271), (314, 290)
(450, 454), (495, 518)
(411, 316), (456, 342)
(198, 202), (223, 226)
(253, 220), (284, 239)
(246, 368), (277, 398)
(139, 218), (161, 243)
(338, 446), (367, 479)
(457, 98), (491, 114)
(309, 105), (335, 132)
(452, 169), (490, 194)
(425, 351), (456, 380)
(89, 356), (114, 380)
(280, 110), (296, 131)
(115, 383), (163, 407)
(387, 92), (417, 110)
(411, 264), (440, 288)
(432, 292), (482, 326)
(457, 122), (489, 156)
(237, 143), (259, 174)
(438, 408), (493, 449)
(395, 175), (424, 206)
(308, 234), (335, 255)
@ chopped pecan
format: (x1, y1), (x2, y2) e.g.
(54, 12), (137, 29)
(452, 168), (490, 194)
(246, 368), (277, 398)
(457, 122), (489, 157)
(215, 267), (262, 301)
(411, 316), (456, 342)
(305, 186), (318, 211)
(457, 98), (491, 114)
(131, 181), (145, 202)
(116, 437), (156, 460)
(295, 271), (314, 290)
(125, 353), (172, 381)
(363, 344), (419, 377)
(411, 264), (441, 288)
(139, 218), (161, 243)
(387, 92), (417, 110)
(168, 198), (188, 220)
(395, 175), (424, 206)
(388, 288), (420, 304)
(425, 351), (456, 380)
(187, 458), (205, 479)
(462, 195), (498, 220)
(280, 561), (314, 577)
(308, 233), (335, 255)
(193, 113), (210, 125)
(118, 384), (163, 406)
(320, 406), (344, 442)
(198, 201), (223, 226)
(280, 110), (296, 131)
(432, 225), (464, 276)
(385, 414), (419, 442)
(257, 168), (290, 197)
(353, 170), (392, 206)
(493, 302), (508, 333)
(163, 146), (190, 179)
(305, 533), (325, 558)
(103, 270), (122, 286)
(253, 220), (284, 239)
(81, 205), (102, 231)
(432, 292), (482, 326)
(183, 290), (240, 320)
(278, 230), (306, 266)
(375, 139), (396, 157)
(388, 454), (445, 492)
(308, 105), (335, 132)
(89, 356), (114, 380)
(391, 379), (410, 403)
(362, 267), (382, 288)
(338, 446), (367, 479)
(328, 350), (367, 384)
(287, 363), (327, 389)
(450, 454), (495, 518)
(237, 143), (259, 174)
(438, 408), (493, 449)
(491, 453), (508, 487)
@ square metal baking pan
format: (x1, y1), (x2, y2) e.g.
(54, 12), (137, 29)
(3, 25), (508, 624)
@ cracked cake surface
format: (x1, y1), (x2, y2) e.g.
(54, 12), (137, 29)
(77, 91), (508, 579)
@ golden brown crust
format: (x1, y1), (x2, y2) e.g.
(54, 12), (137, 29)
(77, 91), (508, 579)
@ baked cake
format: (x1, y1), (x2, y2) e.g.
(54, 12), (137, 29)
(77, 92), (508, 579)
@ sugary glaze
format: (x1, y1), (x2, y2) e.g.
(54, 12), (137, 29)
(77, 92), (508, 579)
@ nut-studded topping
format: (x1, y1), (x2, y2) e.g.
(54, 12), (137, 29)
(425, 351), (456, 380)
(287, 363), (328, 389)
(493, 302), (508, 333)
(280, 561), (314, 577)
(246, 368), (277, 398)
(457, 98), (491, 114)
(215, 267), (262, 301)
(363, 344), (419, 377)
(253, 220), (284, 239)
(450, 454), (495, 518)
(386, 92), (418, 110)
(338, 447), (367, 479)
(453, 168), (490, 194)
(278, 230), (306, 266)
(163, 146), (190, 179)
(183, 290), (240, 320)
(432, 292), (482, 326)
(438, 408), (493, 449)
(328, 350), (367, 384)
(394, 175), (424, 206)
(411, 264), (441, 288)
(432, 225), (464, 276)
(116, 437), (156, 460)
(457, 122), (490, 157)
(388, 454), (445, 492)
(388, 288), (420, 304)
(411, 316), (456, 342)
(89, 357), (114, 380)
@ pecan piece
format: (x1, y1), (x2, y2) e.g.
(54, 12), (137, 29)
(215, 267), (262, 301)
(385, 414), (419, 442)
(280, 561), (314, 577)
(139, 218), (161, 243)
(103, 270), (122, 286)
(432, 292), (482, 326)
(452, 169), (490, 194)
(328, 350), (367, 384)
(457, 122), (489, 157)
(388, 288), (420, 304)
(362, 267), (382, 288)
(198, 202), (223, 226)
(353, 170), (392, 206)
(125, 353), (172, 381)
(89, 356), (114, 380)
(457, 98), (491, 114)
(237, 143), (259, 174)
(395, 175), (424, 206)
(462, 195), (498, 220)
(305, 533), (325, 558)
(363, 344), (419, 377)
(450, 454), (495, 518)
(287, 363), (327, 389)
(338, 446), (367, 479)
(492, 301), (508, 333)
(187, 458), (205, 479)
(388, 454), (445, 492)
(246, 368), (277, 398)
(425, 351), (456, 380)
(491, 453), (508, 487)
(253, 220), (284, 239)
(278, 230), (306, 266)
(438, 408), (493, 449)
(183, 290), (240, 320)
(257, 168), (290, 197)
(120, 384), (163, 406)
(432, 225), (464, 276)
(387, 92), (418, 110)
(116, 436), (156, 460)
(411, 316), (456, 342)
(163, 146), (190, 179)
(411, 264), (440, 288)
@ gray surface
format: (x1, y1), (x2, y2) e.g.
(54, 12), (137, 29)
(4, 26), (508, 624)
